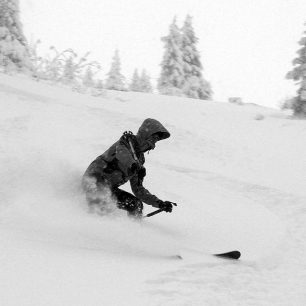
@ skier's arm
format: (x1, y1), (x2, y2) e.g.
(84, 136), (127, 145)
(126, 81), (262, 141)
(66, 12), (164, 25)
(130, 175), (161, 208)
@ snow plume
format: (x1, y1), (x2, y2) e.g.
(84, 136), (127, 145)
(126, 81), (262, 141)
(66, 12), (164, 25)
(0, 150), (81, 217)
(0, 141), (179, 260)
(81, 176), (118, 216)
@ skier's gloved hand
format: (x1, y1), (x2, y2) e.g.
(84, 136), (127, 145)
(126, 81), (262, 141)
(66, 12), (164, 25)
(158, 200), (174, 213)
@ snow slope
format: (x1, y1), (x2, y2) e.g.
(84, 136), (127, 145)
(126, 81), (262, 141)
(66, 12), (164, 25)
(1, 74), (306, 305)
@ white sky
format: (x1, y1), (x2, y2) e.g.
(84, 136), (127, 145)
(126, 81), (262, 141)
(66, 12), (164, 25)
(21, 0), (306, 107)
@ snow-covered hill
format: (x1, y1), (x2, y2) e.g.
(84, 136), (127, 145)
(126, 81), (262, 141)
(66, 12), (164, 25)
(1, 74), (306, 306)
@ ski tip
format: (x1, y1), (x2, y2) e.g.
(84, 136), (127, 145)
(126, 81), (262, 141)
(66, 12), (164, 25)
(214, 250), (241, 260)
(168, 254), (183, 260)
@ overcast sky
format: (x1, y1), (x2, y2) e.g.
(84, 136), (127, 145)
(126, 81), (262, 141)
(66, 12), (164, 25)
(21, 0), (306, 107)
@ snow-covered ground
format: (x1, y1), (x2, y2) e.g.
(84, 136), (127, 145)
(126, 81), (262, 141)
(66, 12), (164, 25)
(1, 74), (306, 305)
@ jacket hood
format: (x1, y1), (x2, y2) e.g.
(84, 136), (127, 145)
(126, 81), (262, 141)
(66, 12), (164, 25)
(136, 118), (170, 143)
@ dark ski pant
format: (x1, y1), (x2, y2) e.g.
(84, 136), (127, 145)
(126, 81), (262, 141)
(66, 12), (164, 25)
(112, 188), (143, 217)
(82, 177), (143, 217)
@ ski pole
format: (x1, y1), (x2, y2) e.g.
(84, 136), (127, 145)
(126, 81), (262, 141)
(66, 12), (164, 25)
(145, 202), (177, 218)
(145, 208), (165, 217)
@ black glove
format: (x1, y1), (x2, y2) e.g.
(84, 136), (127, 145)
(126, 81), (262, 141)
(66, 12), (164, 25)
(158, 200), (175, 213)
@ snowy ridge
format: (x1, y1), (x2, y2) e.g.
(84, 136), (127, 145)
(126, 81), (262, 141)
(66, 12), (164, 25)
(1, 74), (306, 305)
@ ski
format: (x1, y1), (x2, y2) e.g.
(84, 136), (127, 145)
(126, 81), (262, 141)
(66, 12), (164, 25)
(168, 254), (183, 260)
(169, 251), (241, 261)
(214, 250), (241, 260)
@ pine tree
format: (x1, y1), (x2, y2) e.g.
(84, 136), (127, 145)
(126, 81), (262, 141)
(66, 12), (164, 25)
(105, 49), (126, 91)
(181, 15), (212, 100)
(62, 56), (75, 84)
(158, 18), (185, 96)
(95, 79), (104, 90)
(0, 0), (31, 71)
(286, 22), (306, 116)
(83, 66), (95, 87)
(129, 68), (141, 92)
(139, 69), (153, 93)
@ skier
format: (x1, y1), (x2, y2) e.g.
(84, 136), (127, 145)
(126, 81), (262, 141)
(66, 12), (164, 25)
(82, 118), (175, 218)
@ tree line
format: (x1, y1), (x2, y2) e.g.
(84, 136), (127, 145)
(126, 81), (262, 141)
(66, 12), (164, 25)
(1, 0), (306, 115)
(0, 1), (211, 99)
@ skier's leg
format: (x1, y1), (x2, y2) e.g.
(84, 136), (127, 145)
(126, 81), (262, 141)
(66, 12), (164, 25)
(112, 188), (143, 218)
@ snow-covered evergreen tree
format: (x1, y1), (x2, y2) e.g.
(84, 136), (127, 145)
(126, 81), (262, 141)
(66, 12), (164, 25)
(0, 0), (31, 71)
(95, 79), (104, 90)
(105, 49), (126, 91)
(62, 56), (75, 84)
(158, 18), (185, 96)
(286, 22), (306, 116)
(129, 69), (141, 92)
(139, 69), (153, 93)
(129, 69), (153, 93)
(82, 66), (95, 87)
(181, 15), (212, 100)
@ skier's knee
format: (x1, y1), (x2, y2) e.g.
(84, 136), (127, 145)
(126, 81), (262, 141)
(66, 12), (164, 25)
(127, 199), (143, 218)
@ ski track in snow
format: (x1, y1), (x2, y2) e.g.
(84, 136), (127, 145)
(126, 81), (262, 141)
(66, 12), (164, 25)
(1, 75), (306, 306)
(144, 172), (306, 306)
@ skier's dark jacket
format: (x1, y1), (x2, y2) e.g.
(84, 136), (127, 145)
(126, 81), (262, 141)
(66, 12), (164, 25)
(83, 118), (170, 208)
